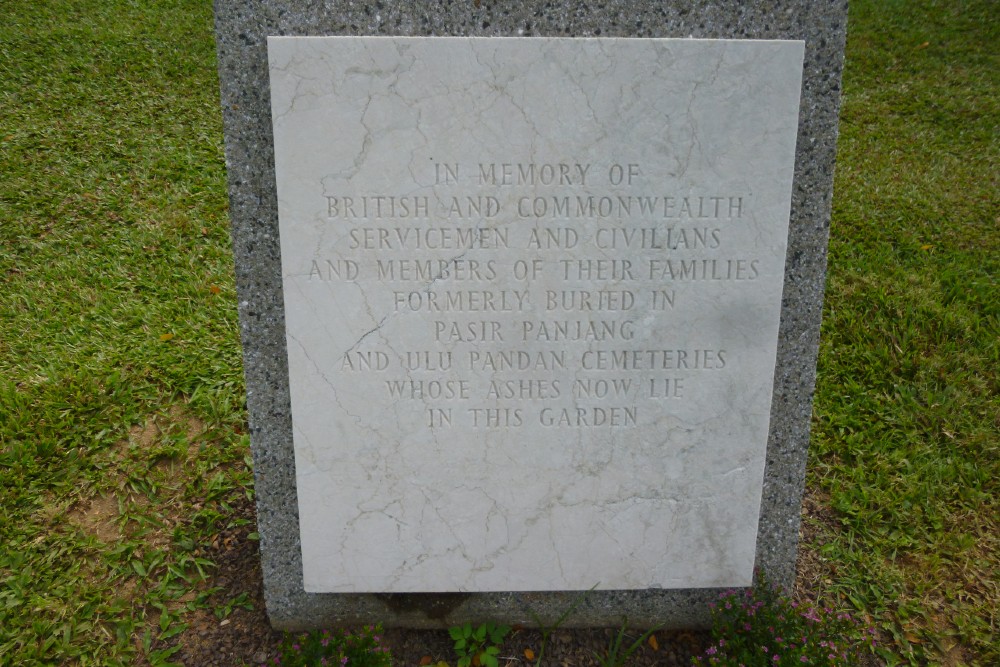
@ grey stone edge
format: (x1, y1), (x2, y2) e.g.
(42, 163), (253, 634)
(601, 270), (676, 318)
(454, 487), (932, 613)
(212, 0), (848, 630)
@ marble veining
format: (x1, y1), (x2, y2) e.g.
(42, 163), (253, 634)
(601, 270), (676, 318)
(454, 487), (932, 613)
(267, 37), (804, 593)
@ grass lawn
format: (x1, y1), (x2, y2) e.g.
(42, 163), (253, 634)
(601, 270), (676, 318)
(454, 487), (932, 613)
(1, 0), (996, 665)
(805, 0), (998, 662)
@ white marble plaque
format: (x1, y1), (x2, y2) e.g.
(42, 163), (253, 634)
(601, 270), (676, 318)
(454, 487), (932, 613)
(268, 37), (803, 593)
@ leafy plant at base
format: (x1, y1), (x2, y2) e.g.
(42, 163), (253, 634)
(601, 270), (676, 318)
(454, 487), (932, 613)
(448, 622), (510, 667)
(596, 617), (662, 667)
(692, 571), (876, 666)
(269, 625), (392, 667)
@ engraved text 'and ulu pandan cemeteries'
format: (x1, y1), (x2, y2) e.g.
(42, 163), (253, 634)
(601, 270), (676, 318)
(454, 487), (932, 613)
(267, 37), (804, 593)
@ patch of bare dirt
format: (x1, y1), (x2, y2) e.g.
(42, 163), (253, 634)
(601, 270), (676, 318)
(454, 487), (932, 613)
(67, 494), (123, 543)
(118, 406), (205, 454)
(66, 411), (185, 546)
(131, 416), (162, 449)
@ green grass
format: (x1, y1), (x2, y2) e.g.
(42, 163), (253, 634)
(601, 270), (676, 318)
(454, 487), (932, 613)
(0, 0), (996, 665)
(1, 1), (248, 664)
(810, 0), (998, 664)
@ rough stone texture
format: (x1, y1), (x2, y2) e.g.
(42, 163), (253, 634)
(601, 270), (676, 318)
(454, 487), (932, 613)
(213, 0), (848, 630)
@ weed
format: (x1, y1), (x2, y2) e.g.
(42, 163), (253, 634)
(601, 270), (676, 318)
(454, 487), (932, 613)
(448, 622), (510, 667)
(594, 617), (662, 667)
(522, 585), (597, 666)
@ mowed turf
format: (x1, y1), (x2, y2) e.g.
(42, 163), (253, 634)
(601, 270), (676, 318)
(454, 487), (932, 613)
(811, 0), (997, 663)
(1, 1), (248, 664)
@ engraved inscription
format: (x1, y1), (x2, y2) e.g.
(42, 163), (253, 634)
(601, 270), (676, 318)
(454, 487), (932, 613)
(318, 154), (756, 431)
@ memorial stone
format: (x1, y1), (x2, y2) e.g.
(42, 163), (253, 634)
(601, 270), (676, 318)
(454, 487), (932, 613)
(214, 1), (848, 630)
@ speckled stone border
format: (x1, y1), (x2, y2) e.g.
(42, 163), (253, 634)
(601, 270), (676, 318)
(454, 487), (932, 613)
(213, 0), (848, 630)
